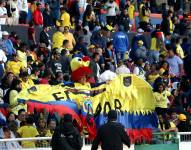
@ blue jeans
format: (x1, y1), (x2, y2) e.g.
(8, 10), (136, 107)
(148, 50), (159, 63)
(0, 64), (4, 82)
(99, 14), (107, 26)
(116, 51), (126, 63)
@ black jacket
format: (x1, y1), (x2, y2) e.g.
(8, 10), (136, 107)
(40, 31), (50, 47)
(51, 122), (83, 150)
(91, 121), (131, 150)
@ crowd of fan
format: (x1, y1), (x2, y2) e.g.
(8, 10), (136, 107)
(0, 0), (191, 149)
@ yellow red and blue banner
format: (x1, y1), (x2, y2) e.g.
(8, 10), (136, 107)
(17, 75), (158, 141)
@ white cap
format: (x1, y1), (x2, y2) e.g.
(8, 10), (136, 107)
(2, 31), (9, 36)
(137, 28), (144, 33)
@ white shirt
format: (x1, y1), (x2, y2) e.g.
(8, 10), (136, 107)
(0, 49), (7, 70)
(133, 66), (145, 80)
(10, 0), (19, 18)
(0, 7), (7, 25)
(105, 2), (118, 16)
(99, 70), (117, 82)
(17, 0), (28, 12)
(116, 65), (130, 74)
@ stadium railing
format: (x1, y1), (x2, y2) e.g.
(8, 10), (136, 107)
(0, 132), (191, 150)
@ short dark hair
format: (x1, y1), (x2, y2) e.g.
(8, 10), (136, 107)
(107, 41), (113, 48)
(92, 52), (100, 59)
(26, 116), (34, 125)
(18, 109), (25, 115)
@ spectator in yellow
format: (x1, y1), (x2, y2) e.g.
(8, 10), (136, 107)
(154, 83), (173, 116)
(17, 116), (39, 148)
(176, 37), (184, 59)
(19, 71), (34, 89)
(158, 115), (177, 132)
(3, 79), (26, 115)
(63, 26), (76, 50)
(52, 26), (65, 49)
(126, 0), (135, 26)
(6, 54), (26, 76)
(36, 117), (52, 147)
(139, 0), (150, 27)
(17, 43), (28, 68)
(60, 7), (71, 28)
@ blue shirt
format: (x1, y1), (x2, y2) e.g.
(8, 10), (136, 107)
(113, 31), (129, 52)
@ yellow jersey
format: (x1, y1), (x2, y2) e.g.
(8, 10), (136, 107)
(63, 32), (76, 50)
(6, 60), (25, 76)
(61, 12), (71, 27)
(154, 91), (171, 108)
(176, 44), (184, 59)
(21, 79), (35, 89)
(128, 4), (135, 20)
(52, 31), (65, 49)
(17, 50), (27, 68)
(17, 125), (39, 148)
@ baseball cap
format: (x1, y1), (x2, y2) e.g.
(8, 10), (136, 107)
(178, 114), (187, 122)
(137, 28), (144, 33)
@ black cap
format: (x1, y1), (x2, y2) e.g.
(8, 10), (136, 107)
(108, 110), (117, 121)
(63, 114), (73, 123)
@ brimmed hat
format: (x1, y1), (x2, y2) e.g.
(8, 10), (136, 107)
(2, 31), (9, 36)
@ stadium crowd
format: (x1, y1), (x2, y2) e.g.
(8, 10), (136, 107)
(0, 0), (191, 149)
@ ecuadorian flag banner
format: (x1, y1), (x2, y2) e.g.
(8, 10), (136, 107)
(17, 75), (158, 142)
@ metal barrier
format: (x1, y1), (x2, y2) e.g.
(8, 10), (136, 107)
(1, 132), (191, 150)
(177, 132), (191, 150)
(134, 132), (179, 150)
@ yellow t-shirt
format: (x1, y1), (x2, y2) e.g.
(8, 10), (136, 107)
(147, 74), (160, 84)
(17, 125), (39, 148)
(154, 90), (171, 108)
(52, 31), (65, 49)
(176, 44), (184, 59)
(17, 50), (27, 68)
(150, 37), (160, 51)
(9, 90), (27, 115)
(63, 32), (76, 50)
(6, 60), (25, 76)
(169, 19), (173, 33)
(61, 12), (71, 27)
(139, 4), (149, 22)
(128, 4), (135, 20)
(21, 79), (35, 89)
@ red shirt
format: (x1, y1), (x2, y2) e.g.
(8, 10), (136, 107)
(33, 9), (43, 25)
(39, 78), (49, 84)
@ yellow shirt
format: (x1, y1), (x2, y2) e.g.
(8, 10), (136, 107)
(6, 60), (25, 76)
(147, 74), (160, 84)
(128, 4), (135, 20)
(21, 79), (35, 89)
(169, 19), (173, 33)
(63, 32), (76, 50)
(9, 90), (27, 115)
(17, 125), (39, 148)
(150, 37), (160, 51)
(61, 12), (71, 27)
(154, 91), (171, 108)
(176, 44), (184, 59)
(52, 31), (65, 49)
(17, 50), (27, 68)
(139, 4), (149, 22)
